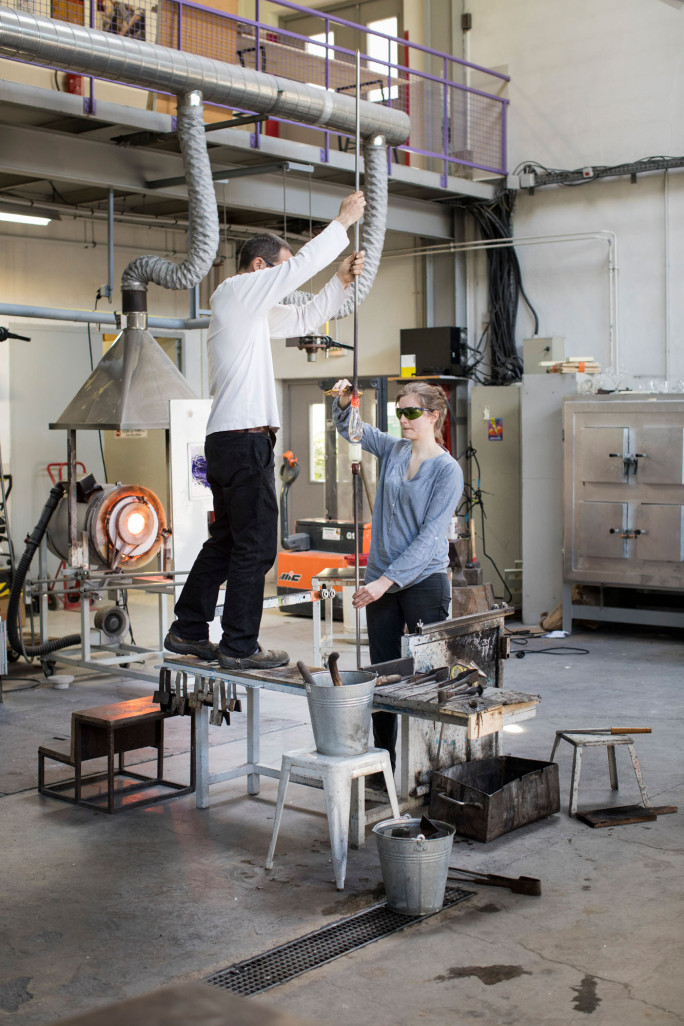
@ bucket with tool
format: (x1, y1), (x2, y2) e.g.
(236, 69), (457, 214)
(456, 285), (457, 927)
(374, 814), (455, 916)
(297, 652), (376, 757)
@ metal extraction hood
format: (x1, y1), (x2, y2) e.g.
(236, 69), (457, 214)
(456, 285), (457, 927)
(50, 324), (196, 431)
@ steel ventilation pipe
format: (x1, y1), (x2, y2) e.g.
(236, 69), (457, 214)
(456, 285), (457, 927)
(0, 7), (410, 146)
(121, 91), (219, 297)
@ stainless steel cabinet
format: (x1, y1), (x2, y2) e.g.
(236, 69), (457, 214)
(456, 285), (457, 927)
(562, 394), (684, 630)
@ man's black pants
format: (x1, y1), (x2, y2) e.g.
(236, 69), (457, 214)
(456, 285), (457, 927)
(365, 572), (451, 770)
(174, 430), (278, 657)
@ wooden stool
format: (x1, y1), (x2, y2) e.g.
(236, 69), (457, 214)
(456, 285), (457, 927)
(550, 731), (651, 817)
(38, 696), (195, 813)
(265, 747), (400, 890)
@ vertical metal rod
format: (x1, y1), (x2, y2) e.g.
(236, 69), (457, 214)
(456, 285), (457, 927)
(442, 57), (449, 188)
(353, 49), (362, 668)
(105, 188), (114, 301)
(352, 48), (361, 391)
(67, 430), (78, 566)
(353, 467), (361, 668)
(254, 0), (262, 149)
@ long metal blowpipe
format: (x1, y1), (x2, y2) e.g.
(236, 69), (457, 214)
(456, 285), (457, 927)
(353, 48), (362, 669)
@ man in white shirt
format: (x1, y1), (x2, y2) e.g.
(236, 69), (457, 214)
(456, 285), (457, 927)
(166, 190), (366, 669)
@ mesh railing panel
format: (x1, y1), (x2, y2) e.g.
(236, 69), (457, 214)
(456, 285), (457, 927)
(4, 0), (508, 176)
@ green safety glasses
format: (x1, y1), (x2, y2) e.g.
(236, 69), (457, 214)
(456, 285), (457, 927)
(395, 406), (429, 421)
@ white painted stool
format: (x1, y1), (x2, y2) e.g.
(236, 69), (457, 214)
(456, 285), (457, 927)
(550, 731), (651, 817)
(265, 746), (400, 890)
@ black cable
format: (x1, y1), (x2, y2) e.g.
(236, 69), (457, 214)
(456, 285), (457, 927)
(121, 589), (136, 646)
(514, 155), (684, 188)
(48, 181), (74, 207)
(6, 482), (82, 659)
(454, 191), (539, 385)
(512, 644), (590, 657)
(2, 678), (44, 692)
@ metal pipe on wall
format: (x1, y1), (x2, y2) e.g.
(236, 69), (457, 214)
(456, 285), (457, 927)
(664, 169), (670, 380)
(105, 188), (114, 302)
(0, 303), (208, 330)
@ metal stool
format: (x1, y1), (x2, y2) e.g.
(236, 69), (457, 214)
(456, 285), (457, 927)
(550, 731), (651, 817)
(265, 746), (400, 890)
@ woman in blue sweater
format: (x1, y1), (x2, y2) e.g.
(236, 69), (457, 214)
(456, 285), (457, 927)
(332, 378), (464, 774)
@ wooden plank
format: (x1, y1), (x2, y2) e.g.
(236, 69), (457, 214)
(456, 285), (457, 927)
(495, 690), (541, 706)
(467, 707), (503, 739)
(451, 584), (495, 618)
(72, 696), (163, 726)
(575, 805), (657, 828)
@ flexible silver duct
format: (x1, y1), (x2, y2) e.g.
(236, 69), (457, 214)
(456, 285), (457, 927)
(121, 91), (219, 292)
(283, 136), (388, 315)
(0, 7), (410, 147)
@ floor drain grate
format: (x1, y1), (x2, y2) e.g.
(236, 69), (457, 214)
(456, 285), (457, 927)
(206, 887), (473, 996)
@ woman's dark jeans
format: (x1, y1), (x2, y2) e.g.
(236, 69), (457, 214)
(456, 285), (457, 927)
(365, 572), (451, 770)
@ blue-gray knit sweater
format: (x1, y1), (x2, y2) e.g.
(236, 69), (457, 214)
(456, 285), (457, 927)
(333, 401), (464, 591)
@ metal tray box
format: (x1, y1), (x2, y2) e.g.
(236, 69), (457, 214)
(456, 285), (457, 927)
(429, 756), (560, 842)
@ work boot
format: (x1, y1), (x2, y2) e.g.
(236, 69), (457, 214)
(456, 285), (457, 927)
(164, 630), (218, 662)
(218, 644), (289, 670)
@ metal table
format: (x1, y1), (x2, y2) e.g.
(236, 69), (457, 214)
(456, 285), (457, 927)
(158, 646), (539, 812)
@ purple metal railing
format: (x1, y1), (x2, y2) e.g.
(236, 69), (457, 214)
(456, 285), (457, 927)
(5, 0), (509, 179)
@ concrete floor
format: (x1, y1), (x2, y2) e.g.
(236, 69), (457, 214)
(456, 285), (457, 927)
(1, 593), (683, 1026)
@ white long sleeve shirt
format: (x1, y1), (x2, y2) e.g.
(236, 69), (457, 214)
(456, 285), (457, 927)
(206, 219), (351, 435)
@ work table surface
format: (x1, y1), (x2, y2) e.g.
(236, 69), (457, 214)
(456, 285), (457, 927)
(159, 658), (539, 732)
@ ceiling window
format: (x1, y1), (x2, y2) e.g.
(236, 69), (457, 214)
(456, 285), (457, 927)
(309, 403), (326, 483)
(366, 16), (398, 103)
(306, 29), (335, 60)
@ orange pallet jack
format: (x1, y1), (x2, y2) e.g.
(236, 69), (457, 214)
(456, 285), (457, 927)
(276, 451), (370, 618)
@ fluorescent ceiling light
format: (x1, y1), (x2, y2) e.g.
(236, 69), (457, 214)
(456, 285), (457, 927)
(0, 211), (51, 225)
(0, 202), (61, 226)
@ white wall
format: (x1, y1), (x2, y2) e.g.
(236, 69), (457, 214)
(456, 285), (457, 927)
(467, 0), (684, 384)
(0, 220), (194, 318)
(271, 236), (424, 382)
(463, 0), (684, 619)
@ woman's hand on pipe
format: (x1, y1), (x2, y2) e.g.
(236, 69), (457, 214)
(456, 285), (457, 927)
(352, 576), (393, 608)
(331, 378), (353, 408)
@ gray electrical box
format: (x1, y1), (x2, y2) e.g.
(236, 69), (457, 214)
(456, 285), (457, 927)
(469, 383), (522, 598)
(523, 336), (565, 374)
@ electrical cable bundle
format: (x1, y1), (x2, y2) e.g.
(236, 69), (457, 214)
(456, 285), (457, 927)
(454, 191), (538, 386)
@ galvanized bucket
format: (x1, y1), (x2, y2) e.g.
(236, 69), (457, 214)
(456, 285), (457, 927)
(306, 669), (376, 757)
(373, 816), (455, 916)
